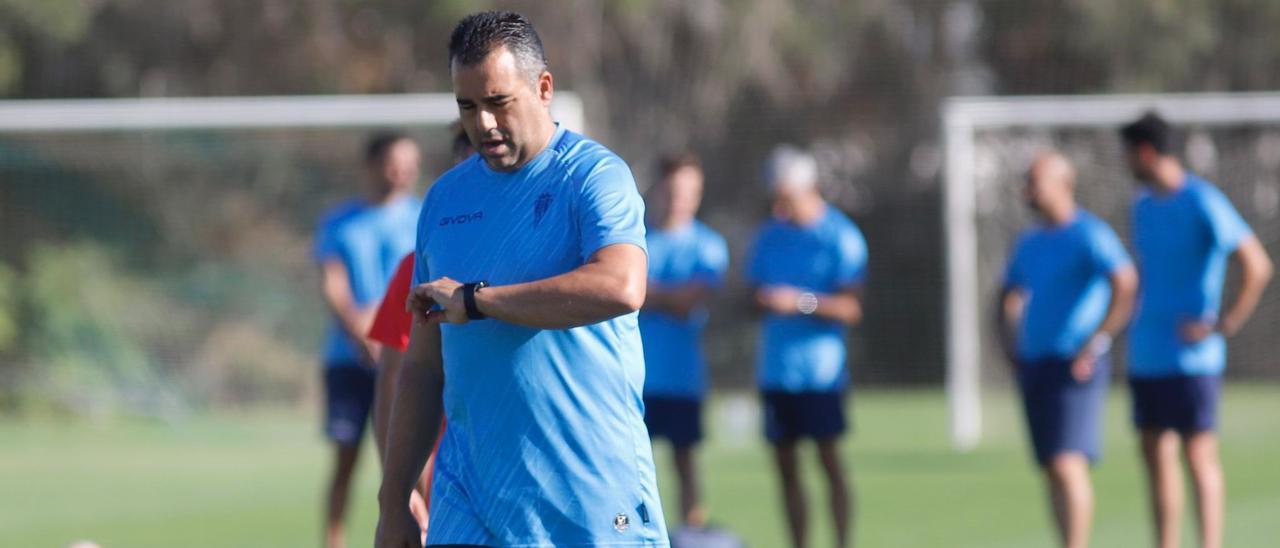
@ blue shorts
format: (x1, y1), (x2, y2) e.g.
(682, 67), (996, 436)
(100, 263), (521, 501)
(643, 396), (703, 448)
(762, 390), (847, 444)
(1017, 356), (1110, 465)
(323, 364), (377, 446)
(1129, 374), (1221, 433)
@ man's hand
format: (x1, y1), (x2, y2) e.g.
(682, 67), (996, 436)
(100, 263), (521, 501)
(408, 490), (430, 542)
(1179, 318), (1217, 343)
(374, 505), (422, 548)
(1070, 352), (1096, 383)
(756, 285), (802, 315)
(358, 339), (383, 369)
(406, 277), (467, 325)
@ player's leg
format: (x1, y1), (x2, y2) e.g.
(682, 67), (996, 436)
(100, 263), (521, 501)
(673, 445), (706, 527)
(1140, 429), (1184, 548)
(327, 443), (361, 548)
(1044, 453), (1092, 548)
(806, 390), (851, 548)
(1183, 431), (1224, 548)
(1181, 374), (1225, 548)
(322, 365), (377, 548)
(765, 390), (810, 547)
(771, 440), (808, 548)
(816, 439), (851, 548)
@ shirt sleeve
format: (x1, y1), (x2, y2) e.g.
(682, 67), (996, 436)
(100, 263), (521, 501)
(577, 156), (647, 261)
(313, 215), (340, 264)
(1003, 238), (1027, 290)
(1089, 221), (1133, 276)
(368, 253), (415, 352)
(1198, 184), (1252, 252)
(833, 223), (868, 288)
(692, 230), (730, 287)
(745, 229), (766, 287)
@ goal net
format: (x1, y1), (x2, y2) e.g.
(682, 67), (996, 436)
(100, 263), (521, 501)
(0, 93), (584, 416)
(943, 93), (1280, 449)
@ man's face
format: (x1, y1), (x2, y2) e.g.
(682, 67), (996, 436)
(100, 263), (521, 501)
(452, 47), (552, 172)
(371, 139), (421, 194)
(1126, 144), (1157, 184)
(662, 166), (704, 221)
(770, 183), (807, 221)
(1023, 165), (1069, 217)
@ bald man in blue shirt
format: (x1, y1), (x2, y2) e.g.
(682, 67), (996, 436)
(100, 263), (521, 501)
(998, 151), (1137, 548)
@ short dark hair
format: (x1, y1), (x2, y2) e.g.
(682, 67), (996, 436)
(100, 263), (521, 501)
(365, 131), (410, 164)
(447, 11), (548, 83)
(658, 151), (702, 178)
(1120, 111), (1175, 154)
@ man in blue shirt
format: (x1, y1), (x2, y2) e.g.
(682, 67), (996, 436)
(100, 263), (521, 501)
(376, 12), (667, 547)
(747, 145), (865, 548)
(1120, 113), (1273, 548)
(639, 152), (729, 530)
(998, 152), (1137, 548)
(314, 132), (422, 548)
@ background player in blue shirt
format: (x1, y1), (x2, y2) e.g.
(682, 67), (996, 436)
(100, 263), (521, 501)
(314, 132), (422, 548)
(377, 12), (667, 547)
(1120, 113), (1273, 548)
(997, 152), (1137, 548)
(747, 145), (865, 548)
(639, 152), (729, 530)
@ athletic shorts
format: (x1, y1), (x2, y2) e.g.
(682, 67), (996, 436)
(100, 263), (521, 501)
(1129, 373), (1221, 433)
(323, 364), (378, 446)
(1017, 356), (1110, 465)
(643, 396), (703, 448)
(761, 390), (847, 443)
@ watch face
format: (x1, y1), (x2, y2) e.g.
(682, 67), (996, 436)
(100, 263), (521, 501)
(797, 292), (819, 315)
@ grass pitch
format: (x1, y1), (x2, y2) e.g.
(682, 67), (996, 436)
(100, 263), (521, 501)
(2, 386), (1278, 547)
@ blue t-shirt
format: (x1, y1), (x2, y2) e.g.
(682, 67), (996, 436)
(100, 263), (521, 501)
(313, 194), (419, 365)
(1129, 174), (1252, 378)
(747, 206), (867, 392)
(413, 126), (668, 546)
(638, 220), (729, 399)
(1003, 210), (1132, 362)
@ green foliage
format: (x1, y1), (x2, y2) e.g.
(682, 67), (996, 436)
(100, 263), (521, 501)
(0, 262), (16, 354)
(0, 0), (96, 43)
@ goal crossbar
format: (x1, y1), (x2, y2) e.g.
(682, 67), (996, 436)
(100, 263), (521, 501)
(0, 93), (585, 133)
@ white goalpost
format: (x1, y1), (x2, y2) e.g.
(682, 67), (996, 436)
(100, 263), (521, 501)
(943, 91), (1280, 450)
(0, 92), (585, 133)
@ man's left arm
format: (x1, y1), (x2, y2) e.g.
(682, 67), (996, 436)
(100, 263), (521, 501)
(1218, 235), (1273, 337)
(410, 243), (647, 330)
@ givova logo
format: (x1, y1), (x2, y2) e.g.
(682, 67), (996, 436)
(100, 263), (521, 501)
(439, 211), (484, 226)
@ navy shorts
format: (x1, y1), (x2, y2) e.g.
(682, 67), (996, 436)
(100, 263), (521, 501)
(762, 390), (847, 444)
(643, 396), (703, 448)
(323, 364), (378, 446)
(1129, 374), (1221, 433)
(1017, 356), (1110, 465)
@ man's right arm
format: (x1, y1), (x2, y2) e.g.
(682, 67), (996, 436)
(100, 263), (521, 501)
(376, 321), (445, 547)
(321, 259), (378, 364)
(996, 286), (1025, 369)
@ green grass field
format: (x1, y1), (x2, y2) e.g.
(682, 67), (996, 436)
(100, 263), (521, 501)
(3, 386), (1278, 547)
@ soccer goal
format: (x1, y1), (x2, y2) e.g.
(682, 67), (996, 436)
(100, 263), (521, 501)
(0, 93), (583, 414)
(943, 92), (1280, 450)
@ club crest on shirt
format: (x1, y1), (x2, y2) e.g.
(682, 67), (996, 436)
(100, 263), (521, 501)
(533, 192), (552, 227)
(613, 512), (630, 532)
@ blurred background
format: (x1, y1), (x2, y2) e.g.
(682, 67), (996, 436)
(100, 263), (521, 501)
(3, 1), (1280, 547)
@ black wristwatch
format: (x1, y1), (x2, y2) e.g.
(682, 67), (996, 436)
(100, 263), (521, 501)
(462, 281), (488, 320)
